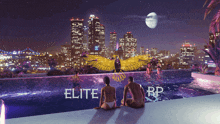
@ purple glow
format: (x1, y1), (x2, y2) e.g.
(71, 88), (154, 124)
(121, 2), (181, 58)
(0, 101), (5, 124)
(116, 42), (119, 51)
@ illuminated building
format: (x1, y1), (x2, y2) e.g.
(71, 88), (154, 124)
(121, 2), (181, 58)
(101, 45), (109, 58)
(88, 14), (105, 56)
(151, 48), (158, 56)
(157, 50), (170, 58)
(145, 48), (150, 56)
(117, 46), (123, 59)
(109, 32), (117, 56)
(140, 46), (144, 55)
(70, 17), (84, 68)
(100, 24), (106, 56)
(61, 44), (71, 67)
(82, 35), (88, 52)
(82, 26), (89, 52)
(119, 32), (137, 59)
(0, 48), (45, 70)
(0, 48), (40, 56)
(179, 42), (195, 66)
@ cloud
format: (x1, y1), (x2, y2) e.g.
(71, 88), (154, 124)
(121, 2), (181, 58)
(124, 15), (147, 19)
(123, 14), (169, 23)
(123, 14), (182, 26)
(124, 14), (166, 19)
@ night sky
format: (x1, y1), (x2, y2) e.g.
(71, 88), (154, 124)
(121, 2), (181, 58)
(0, 0), (215, 54)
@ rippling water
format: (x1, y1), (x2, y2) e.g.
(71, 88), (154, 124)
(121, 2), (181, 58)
(0, 70), (215, 119)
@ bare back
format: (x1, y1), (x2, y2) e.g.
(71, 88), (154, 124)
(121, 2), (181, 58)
(102, 86), (116, 102)
(146, 67), (152, 75)
(126, 82), (144, 101)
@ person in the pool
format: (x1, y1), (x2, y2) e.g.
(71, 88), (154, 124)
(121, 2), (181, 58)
(71, 71), (83, 91)
(157, 63), (162, 75)
(146, 63), (152, 75)
(94, 76), (120, 110)
(121, 76), (145, 108)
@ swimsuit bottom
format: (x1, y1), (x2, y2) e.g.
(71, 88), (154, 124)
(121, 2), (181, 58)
(105, 101), (115, 108)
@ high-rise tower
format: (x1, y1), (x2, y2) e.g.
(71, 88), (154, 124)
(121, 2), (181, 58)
(70, 17), (84, 68)
(88, 14), (105, 56)
(119, 32), (137, 59)
(100, 24), (105, 56)
(140, 46), (144, 55)
(109, 32), (117, 56)
(179, 42), (195, 66)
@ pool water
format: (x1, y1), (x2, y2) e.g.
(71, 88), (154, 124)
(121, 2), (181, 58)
(1, 70), (215, 119)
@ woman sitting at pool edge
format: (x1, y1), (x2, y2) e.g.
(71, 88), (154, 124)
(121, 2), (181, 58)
(94, 76), (120, 110)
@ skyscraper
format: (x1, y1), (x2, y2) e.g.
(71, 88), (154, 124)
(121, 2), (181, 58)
(70, 17), (84, 68)
(61, 44), (71, 67)
(145, 48), (150, 56)
(82, 26), (89, 52)
(119, 32), (137, 59)
(101, 45), (109, 58)
(100, 24), (105, 56)
(151, 48), (158, 56)
(88, 14), (105, 56)
(109, 32), (117, 55)
(179, 42), (195, 66)
(140, 46), (144, 55)
(117, 45), (123, 59)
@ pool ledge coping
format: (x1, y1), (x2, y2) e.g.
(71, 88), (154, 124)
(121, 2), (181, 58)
(6, 94), (220, 124)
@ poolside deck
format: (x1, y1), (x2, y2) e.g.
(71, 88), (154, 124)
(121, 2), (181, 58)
(6, 94), (220, 124)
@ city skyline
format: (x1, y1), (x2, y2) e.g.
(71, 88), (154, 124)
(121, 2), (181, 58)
(0, 0), (213, 54)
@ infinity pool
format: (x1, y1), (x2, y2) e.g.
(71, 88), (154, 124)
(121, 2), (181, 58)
(0, 70), (215, 119)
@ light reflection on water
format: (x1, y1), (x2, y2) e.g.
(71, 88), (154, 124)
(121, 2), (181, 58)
(0, 100), (5, 124)
(188, 79), (220, 94)
(0, 90), (53, 98)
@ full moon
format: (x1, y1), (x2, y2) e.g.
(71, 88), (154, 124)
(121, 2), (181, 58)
(145, 12), (158, 29)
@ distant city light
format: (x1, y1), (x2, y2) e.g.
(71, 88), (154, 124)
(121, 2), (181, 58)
(38, 67), (50, 70)
(95, 46), (99, 51)
(208, 63), (216, 67)
(116, 43), (119, 51)
(12, 51), (17, 54)
(90, 14), (95, 18)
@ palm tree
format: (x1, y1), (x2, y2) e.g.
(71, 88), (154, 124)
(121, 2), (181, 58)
(203, 0), (220, 76)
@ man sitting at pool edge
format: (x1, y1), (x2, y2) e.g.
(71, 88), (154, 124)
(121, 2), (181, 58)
(121, 76), (145, 108)
(94, 76), (120, 110)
